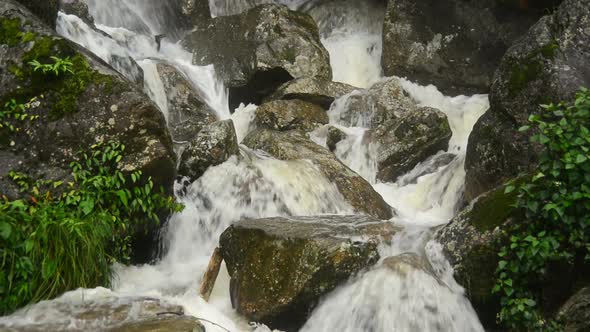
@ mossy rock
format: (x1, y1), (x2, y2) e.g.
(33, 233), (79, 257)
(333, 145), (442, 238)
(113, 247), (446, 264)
(465, 0), (590, 200)
(435, 183), (521, 328)
(220, 215), (399, 331)
(0, 1), (175, 263)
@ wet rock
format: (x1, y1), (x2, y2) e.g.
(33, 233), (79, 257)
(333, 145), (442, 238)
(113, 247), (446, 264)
(435, 180), (590, 328)
(219, 215), (399, 331)
(254, 99), (328, 132)
(326, 125), (346, 152)
(558, 287), (590, 332)
(331, 78), (417, 128)
(381, 0), (561, 95)
(0, 296), (204, 332)
(434, 185), (518, 327)
(368, 106), (452, 182)
(464, 0), (590, 200)
(265, 76), (356, 110)
(398, 152), (456, 185)
(209, 0), (273, 17)
(156, 62), (216, 142)
(59, 0), (94, 26)
(0, 1), (176, 261)
(382, 253), (438, 280)
(177, 0), (211, 25)
(178, 120), (239, 180)
(243, 128), (393, 219)
(182, 4), (331, 110)
(110, 316), (205, 332)
(15, 0), (59, 28)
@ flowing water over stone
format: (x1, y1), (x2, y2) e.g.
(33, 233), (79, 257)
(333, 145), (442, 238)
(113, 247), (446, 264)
(1, 0), (490, 331)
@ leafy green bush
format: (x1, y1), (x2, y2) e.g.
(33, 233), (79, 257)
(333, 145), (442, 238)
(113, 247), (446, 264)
(494, 88), (590, 330)
(0, 141), (182, 314)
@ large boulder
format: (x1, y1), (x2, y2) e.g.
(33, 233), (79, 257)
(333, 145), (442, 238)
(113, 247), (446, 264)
(464, 0), (590, 200)
(243, 128), (393, 219)
(15, 0), (59, 28)
(219, 215), (399, 330)
(156, 62), (216, 142)
(265, 76), (356, 110)
(329, 78), (417, 129)
(368, 106), (451, 182)
(435, 181), (590, 328)
(177, 0), (211, 25)
(178, 120), (239, 180)
(0, 1), (176, 262)
(182, 4), (331, 110)
(557, 287), (590, 332)
(254, 99), (328, 132)
(381, 0), (561, 95)
(434, 185), (517, 328)
(0, 296), (204, 332)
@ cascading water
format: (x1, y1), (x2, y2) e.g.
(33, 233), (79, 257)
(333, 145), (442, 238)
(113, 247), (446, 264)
(1, 0), (490, 331)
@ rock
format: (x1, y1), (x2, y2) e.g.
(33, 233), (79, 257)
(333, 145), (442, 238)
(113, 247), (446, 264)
(326, 125), (346, 152)
(368, 106), (452, 182)
(110, 316), (205, 332)
(381, 0), (561, 95)
(178, 120), (239, 180)
(398, 152), (456, 185)
(182, 4), (331, 110)
(382, 253), (438, 280)
(59, 0), (94, 26)
(265, 76), (356, 110)
(0, 296), (204, 332)
(156, 62), (216, 142)
(464, 0), (590, 200)
(435, 180), (590, 328)
(209, 0), (273, 17)
(434, 184), (518, 328)
(177, 0), (211, 25)
(243, 128), (393, 219)
(330, 78), (417, 128)
(219, 215), (399, 330)
(558, 287), (590, 332)
(0, 1), (176, 262)
(254, 99), (328, 132)
(15, 0), (59, 28)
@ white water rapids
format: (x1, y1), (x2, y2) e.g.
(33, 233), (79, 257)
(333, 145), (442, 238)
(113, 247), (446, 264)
(1, 0), (490, 331)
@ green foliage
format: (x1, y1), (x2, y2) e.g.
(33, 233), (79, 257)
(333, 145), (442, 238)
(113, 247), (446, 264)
(0, 98), (40, 133)
(28, 56), (74, 76)
(0, 141), (183, 314)
(494, 88), (590, 330)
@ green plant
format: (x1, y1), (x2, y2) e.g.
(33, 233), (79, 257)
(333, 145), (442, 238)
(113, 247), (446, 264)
(0, 98), (39, 133)
(494, 88), (590, 330)
(28, 56), (74, 76)
(0, 141), (182, 314)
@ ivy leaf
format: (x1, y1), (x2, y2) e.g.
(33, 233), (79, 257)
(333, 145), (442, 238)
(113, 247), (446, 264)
(0, 221), (12, 240)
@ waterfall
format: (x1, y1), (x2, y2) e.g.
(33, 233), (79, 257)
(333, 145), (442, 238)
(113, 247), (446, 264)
(0, 0), (489, 331)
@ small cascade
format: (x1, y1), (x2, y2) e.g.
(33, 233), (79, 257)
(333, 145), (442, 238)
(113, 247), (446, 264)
(0, 0), (492, 331)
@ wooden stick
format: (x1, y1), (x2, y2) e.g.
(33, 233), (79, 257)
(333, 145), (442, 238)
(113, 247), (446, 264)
(199, 247), (223, 302)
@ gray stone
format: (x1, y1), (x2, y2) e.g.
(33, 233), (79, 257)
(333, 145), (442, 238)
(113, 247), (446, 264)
(254, 99), (328, 132)
(368, 106), (452, 182)
(156, 62), (216, 142)
(266, 76), (356, 110)
(326, 125), (346, 152)
(464, 0), (590, 200)
(381, 0), (560, 95)
(220, 215), (399, 330)
(331, 78), (417, 129)
(178, 120), (239, 180)
(243, 128), (393, 219)
(558, 287), (590, 332)
(182, 4), (331, 109)
(0, 297), (204, 332)
(15, 0), (59, 28)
